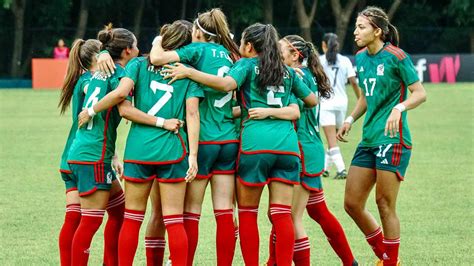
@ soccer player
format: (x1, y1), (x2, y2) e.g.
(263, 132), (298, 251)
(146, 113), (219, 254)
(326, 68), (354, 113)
(78, 20), (202, 266)
(338, 6), (427, 266)
(66, 26), (138, 266)
(263, 35), (357, 266)
(319, 33), (361, 179)
(149, 9), (240, 265)
(162, 23), (318, 266)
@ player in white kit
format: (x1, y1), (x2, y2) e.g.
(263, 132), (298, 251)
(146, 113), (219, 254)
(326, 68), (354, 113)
(319, 33), (361, 179)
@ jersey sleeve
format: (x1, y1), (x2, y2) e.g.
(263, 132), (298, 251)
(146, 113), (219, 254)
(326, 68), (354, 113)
(342, 56), (356, 78)
(398, 55), (419, 86)
(291, 69), (312, 99)
(228, 59), (250, 88)
(186, 80), (205, 100)
(176, 43), (201, 65)
(124, 57), (141, 84)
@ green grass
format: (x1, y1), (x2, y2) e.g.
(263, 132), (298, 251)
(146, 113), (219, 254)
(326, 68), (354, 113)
(0, 83), (473, 265)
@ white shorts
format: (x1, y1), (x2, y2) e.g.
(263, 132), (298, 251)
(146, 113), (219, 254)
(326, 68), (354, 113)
(319, 109), (347, 128)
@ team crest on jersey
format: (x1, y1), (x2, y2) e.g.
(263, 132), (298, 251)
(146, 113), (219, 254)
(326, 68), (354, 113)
(377, 64), (384, 76)
(106, 172), (113, 184)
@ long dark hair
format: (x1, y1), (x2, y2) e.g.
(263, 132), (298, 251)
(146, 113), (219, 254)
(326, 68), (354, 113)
(359, 6), (399, 46)
(283, 35), (332, 99)
(58, 39), (100, 114)
(323, 33), (339, 65)
(195, 8), (240, 61)
(242, 23), (286, 94)
(97, 23), (136, 60)
(160, 20), (193, 51)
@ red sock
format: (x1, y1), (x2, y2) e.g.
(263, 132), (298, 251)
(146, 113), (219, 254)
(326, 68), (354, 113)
(118, 209), (145, 266)
(145, 237), (166, 266)
(164, 215), (188, 266)
(59, 204), (81, 266)
(306, 192), (355, 265)
(383, 238), (400, 266)
(103, 192), (125, 266)
(71, 209), (105, 266)
(293, 237), (310, 266)
(269, 204), (294, 266)
(214, 209), (236, 266)
(266, 226), (276, 266)
(365, 226), (385, 260)
(183, 212), (200, 266)
(238, 205), (259, 266)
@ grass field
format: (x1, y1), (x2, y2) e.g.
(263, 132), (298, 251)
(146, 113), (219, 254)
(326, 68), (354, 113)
(0, 83), (473, 265)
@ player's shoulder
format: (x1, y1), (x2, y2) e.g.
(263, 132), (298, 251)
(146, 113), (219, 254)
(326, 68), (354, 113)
(383, 44), (408, 61)
(355, 47), (368, 58)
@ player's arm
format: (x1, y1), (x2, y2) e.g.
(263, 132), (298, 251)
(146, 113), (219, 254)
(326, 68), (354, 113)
(337, 92), (367, 142)
(185, 97), (200, 182)
(162, 63), (237, 92)
(348, 76), (361, 99)
(78, 77), (135, 128)
(117, 100), (183, 133)
(248, 104), (300, 120)
(149, 36), (180, 66)
(232, 106), (241, 118)
(385, 81), (427, 137)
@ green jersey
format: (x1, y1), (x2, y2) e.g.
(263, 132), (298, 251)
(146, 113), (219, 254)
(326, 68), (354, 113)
(59, 72), (92, 171)
(68, 64), (125, 164)
(123, 57), (204, 163)
(355, 43), (419, 148)
(176, 42), (238, 143)
(228, 57), (312, 156)
(295, 68), (324, 174)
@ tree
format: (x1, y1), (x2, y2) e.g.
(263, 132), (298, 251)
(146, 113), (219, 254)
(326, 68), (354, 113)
(8, 0), (26, 78)
(75, 0), (89, 39)
(295, 0), (317, 41)
(263, 0), (273, 24)
(134, 0), (145, 38)
(387, 0), (402, 20)
(330, 0), (358, 49)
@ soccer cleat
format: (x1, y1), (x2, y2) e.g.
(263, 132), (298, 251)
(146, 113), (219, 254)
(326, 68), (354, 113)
(322, 170), (330, 177)
(352, 259), (359, 266)
(334, 169), (347, 179)
(165, 259), (172, 266)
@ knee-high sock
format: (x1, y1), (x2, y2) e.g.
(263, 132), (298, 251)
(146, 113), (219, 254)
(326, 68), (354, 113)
(238, 205), (259, 266)
(269, 204), (294, 266)
(59, 204), (81, 266)
(214, 209), (236, 266)
(163, 215), (188, 266)
(266, 226), (276, 266)
(329, 147), (346, 172)
(324, 149), (332, 170)
(383, 238), (400, 266)
(118, 209), (145, 266)
(365, 226), (385, 260)
(293, 237), (310, 266)
(103, 191), (125, 266)
(306, 192), (355, 265)
(183, 212), (200, 266)
(71, 209), (105, 266)
(145, 237), (166, 266)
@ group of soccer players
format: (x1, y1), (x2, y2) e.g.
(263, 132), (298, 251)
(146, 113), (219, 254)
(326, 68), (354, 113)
(57, 5), (426, 266)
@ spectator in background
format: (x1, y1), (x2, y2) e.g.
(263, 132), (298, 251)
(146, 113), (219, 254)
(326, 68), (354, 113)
(54, 39), (70, 59)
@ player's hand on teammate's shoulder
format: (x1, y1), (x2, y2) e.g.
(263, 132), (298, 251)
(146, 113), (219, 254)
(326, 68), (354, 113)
(161, 63), (191, 84)
(97, 51), (115, 77)
(78, 109), (92, 128)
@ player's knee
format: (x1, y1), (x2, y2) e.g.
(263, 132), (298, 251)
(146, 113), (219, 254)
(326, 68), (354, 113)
(375, 196), (395, 218)
(344, 198), (363, 215)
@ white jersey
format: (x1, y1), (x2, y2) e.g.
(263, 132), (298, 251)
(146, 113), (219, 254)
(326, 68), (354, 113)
(319, 54), (356, 110)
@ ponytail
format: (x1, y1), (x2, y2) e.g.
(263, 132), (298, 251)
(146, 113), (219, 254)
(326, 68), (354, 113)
(243, 23), (286, 93)
(58, 38), (100, 114)
(323, 33), (339, 65)
(305, 42), (332, 99)
(196, 8), (240, 61)
(283, 35), (332, 99)
(386, 23), (399, 46)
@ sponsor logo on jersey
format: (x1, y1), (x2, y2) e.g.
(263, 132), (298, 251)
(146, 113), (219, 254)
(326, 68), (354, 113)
(377, 64), (384, 76)
(359, 66), (364, 72)
(381, 158), (389, 165)
(106, 172), (113, 184)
